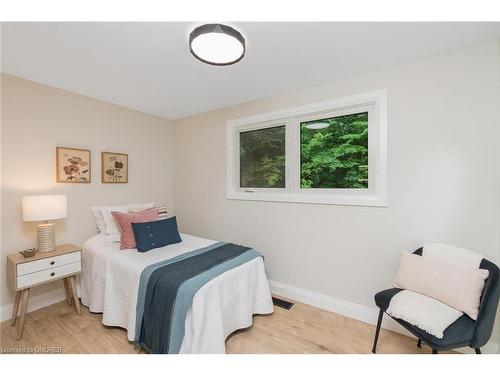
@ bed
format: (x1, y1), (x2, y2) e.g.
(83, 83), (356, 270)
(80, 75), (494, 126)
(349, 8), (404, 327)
(80, 233), (274, 353)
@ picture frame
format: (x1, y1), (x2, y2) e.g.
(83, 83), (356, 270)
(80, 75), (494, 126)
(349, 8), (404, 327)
(101, 152), (128, 183)
(56, 147), (91, 183)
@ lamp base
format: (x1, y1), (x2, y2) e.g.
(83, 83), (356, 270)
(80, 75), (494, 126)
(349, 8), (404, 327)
(37, 223), (56, 253)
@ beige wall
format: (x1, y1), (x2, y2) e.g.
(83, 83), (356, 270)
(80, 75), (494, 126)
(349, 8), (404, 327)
(0, 74), (174, 317)
(173, 40), (500, 344)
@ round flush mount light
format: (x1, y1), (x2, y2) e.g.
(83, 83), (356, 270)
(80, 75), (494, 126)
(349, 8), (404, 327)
(305, 122), (330, 130)
(189, 24), (245, 66)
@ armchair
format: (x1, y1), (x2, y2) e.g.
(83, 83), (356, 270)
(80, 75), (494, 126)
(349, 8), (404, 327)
(372, 248), (499, 354)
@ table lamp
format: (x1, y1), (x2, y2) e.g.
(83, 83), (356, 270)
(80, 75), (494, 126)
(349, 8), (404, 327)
(22, 195), (67, 253)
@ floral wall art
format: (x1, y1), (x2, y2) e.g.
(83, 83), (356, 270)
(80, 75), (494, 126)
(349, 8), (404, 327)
(102, 152), (128, 183)
(56, 147), (91, 183)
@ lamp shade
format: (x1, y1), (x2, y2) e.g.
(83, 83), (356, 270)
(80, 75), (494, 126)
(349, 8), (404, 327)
(22, 195), (67, 222)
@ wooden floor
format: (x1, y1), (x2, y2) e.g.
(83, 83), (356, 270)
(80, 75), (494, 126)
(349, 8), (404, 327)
(0, 297), (455, 354)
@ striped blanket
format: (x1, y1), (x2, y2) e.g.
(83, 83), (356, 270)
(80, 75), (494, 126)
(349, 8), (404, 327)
(134, 242), (262, 353)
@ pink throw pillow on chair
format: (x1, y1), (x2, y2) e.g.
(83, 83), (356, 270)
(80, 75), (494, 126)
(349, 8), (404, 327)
(111, 208), (159, 249)
(393, 251), (489, 320)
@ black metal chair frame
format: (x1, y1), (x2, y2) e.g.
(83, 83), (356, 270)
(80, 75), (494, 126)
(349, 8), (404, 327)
(372, 248), (499, 354)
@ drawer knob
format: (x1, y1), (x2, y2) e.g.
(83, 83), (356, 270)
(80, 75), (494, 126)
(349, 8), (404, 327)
(50, 261), (55, 265)
(50, 272), (55, 277)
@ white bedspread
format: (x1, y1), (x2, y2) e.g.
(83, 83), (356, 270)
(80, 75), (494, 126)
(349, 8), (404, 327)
(80, 233), (274, 353)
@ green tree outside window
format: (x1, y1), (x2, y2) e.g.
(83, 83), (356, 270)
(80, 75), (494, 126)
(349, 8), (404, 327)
(240, 125), (285, 188)
(301, 112), (368, 189)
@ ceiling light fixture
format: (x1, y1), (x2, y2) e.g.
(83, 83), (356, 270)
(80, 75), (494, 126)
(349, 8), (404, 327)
(189, 24), (245, 66)
(305, 122), (330, 130)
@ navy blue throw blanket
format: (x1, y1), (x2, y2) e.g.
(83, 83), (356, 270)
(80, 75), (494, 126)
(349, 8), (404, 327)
(139, 243), (251, 353)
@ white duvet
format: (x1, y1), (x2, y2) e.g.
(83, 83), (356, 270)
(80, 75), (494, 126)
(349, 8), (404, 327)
(80, 233), (274, 353)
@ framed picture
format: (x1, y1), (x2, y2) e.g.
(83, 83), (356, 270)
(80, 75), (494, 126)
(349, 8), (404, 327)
(56, 147), (91, 183)
(101, 152), (128, 183)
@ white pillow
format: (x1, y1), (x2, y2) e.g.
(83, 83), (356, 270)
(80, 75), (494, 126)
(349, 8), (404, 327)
(91, 202), (155, 241)
(423, 243), (483, 269)
(387, 290), (463, 339)
(90, 206), (107, 233)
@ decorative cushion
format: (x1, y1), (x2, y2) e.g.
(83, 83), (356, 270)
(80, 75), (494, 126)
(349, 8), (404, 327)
(111, 208), (159, 249)
(375, 288), (477, 351)
(129, 204), (168, 220)
(156, 204), (169, 220)
(90, 206), (106, 233)
(386, 290), (463, 338)
(423, 243), (483, 269)
(394, 252), (489, 319)
(132, 216), (182, 252)
(98, 202), (155, 241)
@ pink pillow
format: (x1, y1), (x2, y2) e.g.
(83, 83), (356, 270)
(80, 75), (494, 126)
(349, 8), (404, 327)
(111, 208), (159, 249)
(394, 252), (489, 320)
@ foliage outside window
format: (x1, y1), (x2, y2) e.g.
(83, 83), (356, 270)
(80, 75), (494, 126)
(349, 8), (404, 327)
(300, 112), (368, 189)
(240, 125), (286, 188)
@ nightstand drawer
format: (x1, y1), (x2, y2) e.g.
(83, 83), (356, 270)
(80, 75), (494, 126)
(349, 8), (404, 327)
(17, 251), (81, 276)
(17, 261), (81, 289)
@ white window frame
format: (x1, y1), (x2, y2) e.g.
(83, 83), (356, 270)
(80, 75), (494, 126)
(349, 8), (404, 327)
(226, 89), (387, 207)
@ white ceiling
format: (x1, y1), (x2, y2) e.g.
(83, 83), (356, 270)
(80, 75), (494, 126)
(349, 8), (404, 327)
(2, 22), (500, 119)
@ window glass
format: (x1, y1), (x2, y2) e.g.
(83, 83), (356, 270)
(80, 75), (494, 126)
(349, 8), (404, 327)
(240, 125), (286, 188)
(300, 112), (368, 189)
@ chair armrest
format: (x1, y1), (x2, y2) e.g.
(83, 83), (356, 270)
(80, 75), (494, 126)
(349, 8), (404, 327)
(471, 258), (500, 348)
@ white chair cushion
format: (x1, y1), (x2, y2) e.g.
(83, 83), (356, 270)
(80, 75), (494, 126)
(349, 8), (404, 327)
(387, 290), (463, 339)
(423, 243), (483, 269)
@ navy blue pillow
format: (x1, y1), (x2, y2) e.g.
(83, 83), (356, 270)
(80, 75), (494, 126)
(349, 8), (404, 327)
(132, 216), (182, 252)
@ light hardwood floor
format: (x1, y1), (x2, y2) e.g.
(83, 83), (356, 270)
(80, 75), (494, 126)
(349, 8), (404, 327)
(0, 297), (455, 354)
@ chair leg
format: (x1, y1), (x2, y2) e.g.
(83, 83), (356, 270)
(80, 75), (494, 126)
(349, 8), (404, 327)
(475, 348), (481, 354)
(432, 349), (438, 354)
(417, 339), (422, 348)
(372, 309), (384, 354)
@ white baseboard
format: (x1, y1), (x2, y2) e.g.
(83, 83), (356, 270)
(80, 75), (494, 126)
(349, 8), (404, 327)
(269, 279), (499, 354)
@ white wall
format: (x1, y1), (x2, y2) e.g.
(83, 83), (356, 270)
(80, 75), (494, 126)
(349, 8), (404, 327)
(173, 40), (500, 345)
(0, 74), (174, 317)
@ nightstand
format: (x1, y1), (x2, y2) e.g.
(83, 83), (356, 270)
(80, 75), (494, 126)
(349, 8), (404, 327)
(7, 243), (82, 340)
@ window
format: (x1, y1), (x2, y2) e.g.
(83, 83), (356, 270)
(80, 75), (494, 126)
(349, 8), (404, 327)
(300, 112), (368, 189)
(240, 125), (285, 188)
(226, 90), (387, 206)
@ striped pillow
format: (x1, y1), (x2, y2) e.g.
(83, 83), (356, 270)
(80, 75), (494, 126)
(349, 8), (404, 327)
(129, 204), (168, 220)
(157, 204), (168, 220)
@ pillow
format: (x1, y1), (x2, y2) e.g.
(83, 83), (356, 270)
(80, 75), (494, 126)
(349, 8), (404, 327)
(99, 202), (155, 240)
(90, 207), (106, 233)
(386, 290), (463, 339)
(156, 204), (169, 220)
(394, 252), (489, 320)
(423, 243), (483, 269)
(132, 216), (182, 252)
(129, 204), (168, 220)
(111, 208), (159, 249)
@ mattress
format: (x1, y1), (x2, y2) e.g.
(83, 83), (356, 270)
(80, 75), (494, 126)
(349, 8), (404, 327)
(80, 233), (273, 353)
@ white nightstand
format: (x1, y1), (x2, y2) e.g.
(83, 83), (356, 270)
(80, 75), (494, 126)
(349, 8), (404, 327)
(7, 243), (82, 340)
